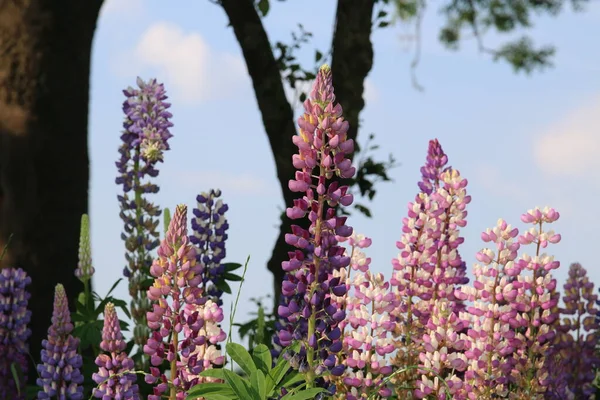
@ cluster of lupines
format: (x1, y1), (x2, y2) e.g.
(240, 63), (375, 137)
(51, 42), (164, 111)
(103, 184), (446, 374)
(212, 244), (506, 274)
(389, 140), (470, 397)
(144, 204), (225, 399)
(276, 64), (355, 390)
(190, 189), (230, 304)
(37, 284), (84, 399)
(116, 77), (173, 351)
(330, 234), (396, 399)
(0, 267), (31, 399)
(92, 303), (140, 399)
(550, 263), (599, 399)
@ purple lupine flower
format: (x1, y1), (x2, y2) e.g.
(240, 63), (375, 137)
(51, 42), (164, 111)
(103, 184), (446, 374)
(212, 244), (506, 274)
(549, 263), (599, 399)
(276, 64), (354, 389)
(75, 214), (95, 282)
(116, 77), (173, 351)
(37, 284), (84, 400)
(92, 302), (140, 400)
(418, 138), (449, 195)
(190, 189), (229, 305)
(0, 267), (31, 400)
(144, 204), (217, 399)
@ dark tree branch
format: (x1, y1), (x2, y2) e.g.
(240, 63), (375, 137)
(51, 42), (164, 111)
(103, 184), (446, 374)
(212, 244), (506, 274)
(0, 0), (102, 362)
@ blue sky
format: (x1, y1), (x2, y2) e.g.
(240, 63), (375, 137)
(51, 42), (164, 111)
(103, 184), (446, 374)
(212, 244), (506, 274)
(90, 0), (600, 343)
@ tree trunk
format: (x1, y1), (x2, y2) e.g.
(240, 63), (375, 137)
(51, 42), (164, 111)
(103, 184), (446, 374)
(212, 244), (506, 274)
(0, 0), (102, 363)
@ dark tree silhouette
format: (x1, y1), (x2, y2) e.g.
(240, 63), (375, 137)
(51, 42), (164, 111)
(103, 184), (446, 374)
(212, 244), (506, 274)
(0, 0), (103, 361)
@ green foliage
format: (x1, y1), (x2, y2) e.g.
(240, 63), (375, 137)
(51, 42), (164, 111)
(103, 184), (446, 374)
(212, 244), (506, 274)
(392, 0), (590, 74)
(235, 296), (277, 349)
(186, 343), (327, 400)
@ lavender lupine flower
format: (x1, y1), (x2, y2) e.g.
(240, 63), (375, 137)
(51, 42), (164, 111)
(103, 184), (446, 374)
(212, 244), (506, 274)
(92, 302), (140, 399)
(190, 189), (229, 305)
(330, 234), (396, 400)
(144, 204), (218, 400)
(509, 207), (561, 397)
(276, 64), (355, 389)
(116, 77), (173, 352)
(456, 219), (522, 398)
(389, 142), (470, 398)
(0, 267), (31, 400)
(37, 284), (84, 400)
(549, 263), (599, 399)
(75, 214), (95, 282)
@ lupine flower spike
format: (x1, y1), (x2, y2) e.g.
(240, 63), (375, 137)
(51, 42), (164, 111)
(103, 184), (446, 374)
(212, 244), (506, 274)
(116, 77), (173, 354)
(75, 214), (95, 282)
(0, 267), (32, 400)
(276, 64), (355, 392)
(190, 189), (230, 305)
(92, 302), (140, 399)
(37, 284), (84, 400)
(144, 204), (225, 400)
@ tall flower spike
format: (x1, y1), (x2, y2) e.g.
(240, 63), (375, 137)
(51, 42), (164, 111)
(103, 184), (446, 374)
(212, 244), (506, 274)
(92, 303), (140, 399)
(190, 189), (230, 305)
(75, 214), (95, 282)
(550, 263), (599, 399)
(389, 141), (470, 398)
(116, 77), (173, 356)
(0, 268), (32, 400)
(276, 64), (354, 392)
(144, 204), (215, 399)
(37, 284), (84, 400)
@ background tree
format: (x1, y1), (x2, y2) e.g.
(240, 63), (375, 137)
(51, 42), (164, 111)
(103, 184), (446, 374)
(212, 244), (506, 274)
(0, 0), (103, 361)
(215, 0), (590, 310)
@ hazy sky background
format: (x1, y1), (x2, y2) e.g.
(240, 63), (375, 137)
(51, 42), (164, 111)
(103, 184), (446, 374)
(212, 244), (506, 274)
(90, 0), (600, 344)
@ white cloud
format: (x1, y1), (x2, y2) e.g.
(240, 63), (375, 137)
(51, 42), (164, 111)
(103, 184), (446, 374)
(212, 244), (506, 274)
(534, 96), (600, 177)
(118, 22), (247, 104)
(169, 170), (278, 196)
(100, 0), (143, 18)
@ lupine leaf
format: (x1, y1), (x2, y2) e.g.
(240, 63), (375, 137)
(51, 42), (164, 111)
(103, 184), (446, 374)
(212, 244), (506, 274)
(281, 388), (329, 400)
(265, 357), (290, 395)
(252, 344), (271, 374)
(226, 342), (257, 376)
(223, 369), (259, 400)
(185, 382), (236, 399)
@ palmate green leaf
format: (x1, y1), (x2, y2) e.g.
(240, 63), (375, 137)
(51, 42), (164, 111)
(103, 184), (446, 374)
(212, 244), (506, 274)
(281, 388), (329, 400)
(199, 368), (226, 380)
(185, 382), (236, 400)
(252, 344), (271, 375)
(226, 342), (257, 377)
(216, 280), (232, 294)
(223, 272), (243, 282)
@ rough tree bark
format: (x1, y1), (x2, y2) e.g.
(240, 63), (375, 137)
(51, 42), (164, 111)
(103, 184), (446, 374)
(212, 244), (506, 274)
(219, 0), (375, 310)
(0, 0), (103, 362)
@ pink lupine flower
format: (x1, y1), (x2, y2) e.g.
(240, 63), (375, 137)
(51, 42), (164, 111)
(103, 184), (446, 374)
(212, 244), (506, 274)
(144, 204), (220, 399)
(331, 234), (396, 399)
(389, 141), (470, 398)
(508, 207), (562, 397)
(456, 219), (521, 398)
(92, 303), (139, 399)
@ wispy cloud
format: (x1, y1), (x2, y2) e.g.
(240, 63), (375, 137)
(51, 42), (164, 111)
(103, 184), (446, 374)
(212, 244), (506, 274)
(115, 22), (247, 105)
(533, 95), (600, 179)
